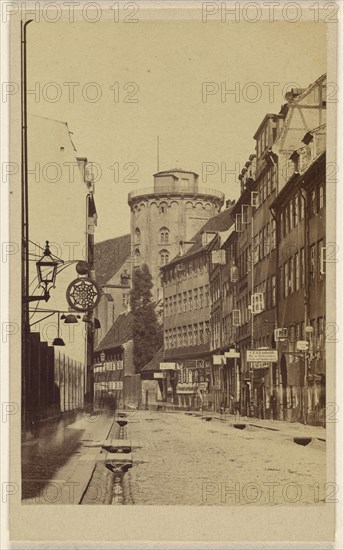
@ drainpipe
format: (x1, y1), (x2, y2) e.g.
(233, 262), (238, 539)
(269, 206), (279, 399)
(300, 182), (309, 424)
(21, 19), (33, 437)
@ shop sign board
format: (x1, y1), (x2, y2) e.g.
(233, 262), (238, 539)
(247, 349), (278, 363)
(160, 362), (177, 370)
(296, 340), (309, 351)
(224, 350), (240, 359)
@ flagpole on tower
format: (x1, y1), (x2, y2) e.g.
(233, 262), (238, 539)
(157, 136), (160, 172)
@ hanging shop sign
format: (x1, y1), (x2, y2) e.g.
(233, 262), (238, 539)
(66, 277), (101, 312)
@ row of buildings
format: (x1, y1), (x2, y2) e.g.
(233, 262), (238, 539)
(92, 73), (327, 426)
(155, 74), (327, 425)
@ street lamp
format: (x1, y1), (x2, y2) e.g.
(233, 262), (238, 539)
(24, 241), (62, 303)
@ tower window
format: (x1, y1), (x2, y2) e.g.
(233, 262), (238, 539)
(159, 202), (167, 214)
(160, 249), (170, 266)
(134, 227), (141, 244)
(159, 227), (169, 244)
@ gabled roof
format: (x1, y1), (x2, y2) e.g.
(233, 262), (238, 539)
(95, 310), (133, 352)
(140, 347), (164, 373)
(162, 206), (234, 268)
(94, 234), (131, 285)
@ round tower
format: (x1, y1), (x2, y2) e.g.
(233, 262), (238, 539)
(128, 169), (224, 300)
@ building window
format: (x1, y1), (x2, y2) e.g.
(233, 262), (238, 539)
(159, 202), (167, 214)
(199, 287), (204, 308)
(183, 326), (187, 347)
(194, 288), (198, 309)
(188, 325), (193, 346)
(295, 252), (300, 291)
(177, 327), (182, 347)
(188, 290), (193, 311)
(199, 322), (204, 344)
(159, 249), (170, 266)
(173, 295), (177, 314)
(271, 219), (276, 249)
(267, 169), (271, 196)
(284, 262), (288, 297)
(122, 293), (129, 307)
(172, 328), (177, 348)
(205, 320), (210, 342)
(293, 195), (299, 227)
(300, 248), (305, 288)
(159, 227), (169, 244)
(318, 239), (324, 280)
(310, 244), (316, 281)
(271, 165), (277, 191)
(205, 285), (209, 306)
(289, 256), (294, 294)
(271, 275), (276, 307)
(319, 184), (324, 210)
(134, 227), (141, 244)
(193, 324), (198, 345)
(183, 292), (187, 312)
(164, 330), (169, 349)
(178, 293), (182, 313)
(299, 194), (305, 221)
(310, 189), (317, 216)
(289, 200), (293, 230)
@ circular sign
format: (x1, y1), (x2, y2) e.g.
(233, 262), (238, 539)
(66, 277), (101, 312)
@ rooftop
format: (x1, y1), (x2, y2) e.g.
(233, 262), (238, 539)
(162, 205), (234, 268)
(95, 310), (133, 352)
(94, 234), (131, 285)
(128, 186), (225, 202)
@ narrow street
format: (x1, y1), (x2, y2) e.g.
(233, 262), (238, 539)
(21, 409), (326, 506)
(125, 410), (326, 506)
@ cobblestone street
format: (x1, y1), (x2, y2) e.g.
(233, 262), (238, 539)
(21, 409), (327, 506)
(126, 410), (326, 506)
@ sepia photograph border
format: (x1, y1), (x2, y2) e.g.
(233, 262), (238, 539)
(1, 1), (343, 547)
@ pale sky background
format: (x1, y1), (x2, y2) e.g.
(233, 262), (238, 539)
(27, 19), (327, 242)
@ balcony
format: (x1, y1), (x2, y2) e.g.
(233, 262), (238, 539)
(128, 186), (225, 202)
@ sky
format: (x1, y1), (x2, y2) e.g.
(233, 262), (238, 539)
(27, 17), (327, 242)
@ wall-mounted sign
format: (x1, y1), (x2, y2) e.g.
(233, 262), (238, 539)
(108, 381), (123, 390)
(247, 349), (278, 363)
(154, 373), (164, 379)
(296, 340), (309, 351)
(160, 362), (177, 370)
(185, 360), (197, 369)
(224, 350), (240, 359)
